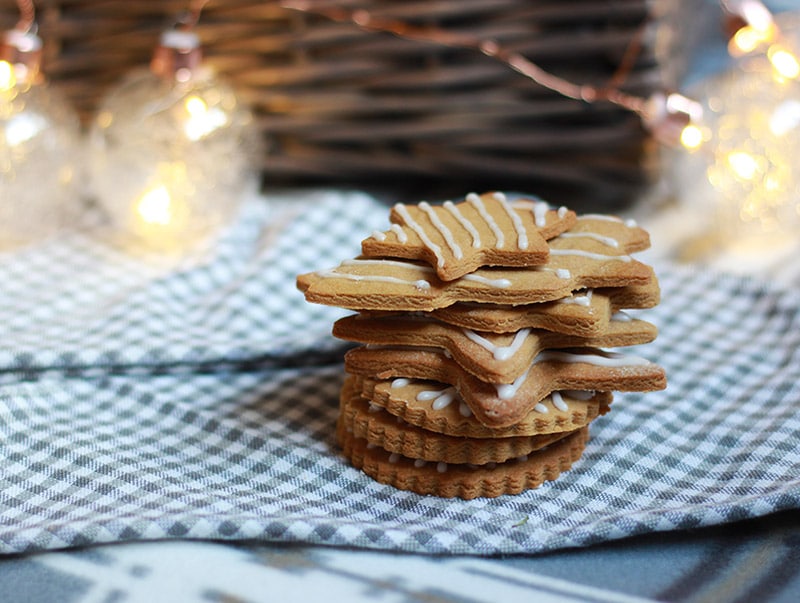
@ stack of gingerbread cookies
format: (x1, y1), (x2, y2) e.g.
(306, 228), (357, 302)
(297, 192), (666, 499)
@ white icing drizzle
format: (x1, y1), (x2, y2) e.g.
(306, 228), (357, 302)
(462, 273), (512, 288)
(420, 201), (463, 260)
(342, 258), (434, 272)
(368, 403), (382, 413)
(549, 249), (632, 262)
(462, 328), (530, 361)
(557, 206), (568, 218)
(495, 366), (531, 400)
(320, 258), (433, 290)
(391, 378), (411, 388)
(389, 452), (401, 464)
(466, 193), (504, 248)
(611, 311), (632, 322)
(417, 386), (457, 411)
(318, 267), (431, 291)
(533, 202), (549, 228)
(371, 224), (409, 243)
(494, 349), (650, 399)
(443, 200), (481, 248)
(414, 459), (427, 468)
(458, 401), (473, 417)
(535, 349), (652, 367)
(558, 289), (594, 307)
(581, 214), (638, 228)
(537, 266), (571, 279)
(517, 455), (529, 462)
(437, 462), (448, 473)
(558, 231), (619, 248)
(394, 203), (445, 267)
(389, 224), (408, 243)
(551, 391), (569, 412)
(493, 192), (528, 249)
(533, 402), (548, 413)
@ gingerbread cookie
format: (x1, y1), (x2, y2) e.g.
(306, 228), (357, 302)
(431, 280), (661, 336)
(296, 253), (656, 312)
(297, 191), (666, 499)
(358, 376), (612, 438)
(338, 420), (590, 499)
(333, 312), (657, 384)
(346, 346), (665, 427)
(341, 392), (573, 465)
(361, 192), (577, 281)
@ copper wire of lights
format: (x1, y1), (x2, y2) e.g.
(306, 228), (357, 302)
(13, 0), (36, 33)
(279, 0), (785, 148)
(278, 0), (711, 143)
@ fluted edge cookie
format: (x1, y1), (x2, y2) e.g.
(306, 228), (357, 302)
(346, 346), (665, 427)
(341, 389), (579, 465)
(337, 420), (590, 499)
(357, 376), (613, 438)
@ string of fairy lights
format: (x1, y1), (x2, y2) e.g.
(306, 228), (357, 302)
(1, 0), (797, 252)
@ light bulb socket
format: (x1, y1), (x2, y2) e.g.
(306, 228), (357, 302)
(1, 29), (43, 84)
(150, 30), (203, 82)
(643, 92), (703, 147)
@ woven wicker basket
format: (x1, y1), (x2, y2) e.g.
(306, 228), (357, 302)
(1, 0), (682, 209)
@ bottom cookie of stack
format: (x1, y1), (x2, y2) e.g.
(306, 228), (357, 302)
(337, 375), (606, 499)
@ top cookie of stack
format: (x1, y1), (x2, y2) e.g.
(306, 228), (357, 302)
(297, 191), (666, 499)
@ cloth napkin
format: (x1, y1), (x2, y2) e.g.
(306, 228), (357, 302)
(1, 190), (798, 555)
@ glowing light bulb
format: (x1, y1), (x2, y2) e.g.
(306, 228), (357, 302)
(137, 186), (173, 226)
(88, 28), (260, 251)
(668, 12), (800, 245)
(679, 124), (705, 150)
(729, 24), (775, 55)
(726, 151), (759, 180)
(0, 29), (81, 248)
(0, 60), (16, 91)
(768, 45), (800, 79)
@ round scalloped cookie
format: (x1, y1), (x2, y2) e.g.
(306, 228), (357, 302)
(337, 420), (590, 500)
(340, 392), (576, 465)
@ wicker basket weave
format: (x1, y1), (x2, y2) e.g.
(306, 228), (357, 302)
(1, 0), (680, 209)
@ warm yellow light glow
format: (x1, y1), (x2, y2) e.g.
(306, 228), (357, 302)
(768, 45), (800, 79)
(183, 94), (228, 141)
(680, 124), (704, 150)
(727, 151), (759, 180)
(0, 60), (16, 92)
(769, 99), (800, 135)
(4, 113), (46, 147)
(137, 186), (173, 225)
(730, 25), (774, 55)
(765, 175), (780, 191)
(185, 95), (207, 116)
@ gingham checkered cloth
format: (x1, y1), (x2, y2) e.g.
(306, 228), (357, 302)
(1, 190), (798, 555)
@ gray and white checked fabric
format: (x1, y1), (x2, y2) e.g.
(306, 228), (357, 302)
(0, 190), (380, 381)
(1, 190), (799, 555)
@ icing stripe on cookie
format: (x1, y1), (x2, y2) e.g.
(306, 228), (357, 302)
(443, 200), (481, 248)
(492, 192), (528, 250)
(394, 203), (445, 268)
(420, 201), (463, 260)
(467, 192), (505, 249)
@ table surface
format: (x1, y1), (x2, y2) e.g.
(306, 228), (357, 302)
(0, 510), (797, 602)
